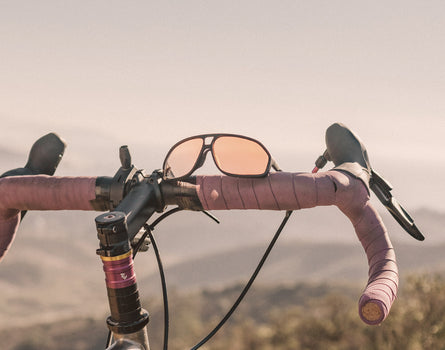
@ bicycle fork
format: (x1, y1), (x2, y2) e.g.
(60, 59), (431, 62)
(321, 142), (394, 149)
(96, 211), (151, 350)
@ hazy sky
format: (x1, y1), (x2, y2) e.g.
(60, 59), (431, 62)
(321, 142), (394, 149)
(1, 1), (444, 210)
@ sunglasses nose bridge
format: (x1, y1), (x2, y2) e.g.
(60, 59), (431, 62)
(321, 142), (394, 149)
(195, 146), (211, 169)
(203, 136), (215, 146)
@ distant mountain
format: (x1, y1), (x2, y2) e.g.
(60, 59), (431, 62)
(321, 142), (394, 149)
(141, 240), (445, 293)
(0, 200), (443, 328)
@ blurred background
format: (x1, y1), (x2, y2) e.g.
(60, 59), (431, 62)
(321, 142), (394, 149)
(1, 1), (444, 349)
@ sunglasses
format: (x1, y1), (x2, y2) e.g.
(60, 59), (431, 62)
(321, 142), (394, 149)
(162, 133), (275, 180)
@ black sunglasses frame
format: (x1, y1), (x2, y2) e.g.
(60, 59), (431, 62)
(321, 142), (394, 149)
(162, 133), (273, 181)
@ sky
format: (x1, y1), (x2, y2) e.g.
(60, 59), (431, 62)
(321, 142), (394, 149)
(1, 0), (444, 210)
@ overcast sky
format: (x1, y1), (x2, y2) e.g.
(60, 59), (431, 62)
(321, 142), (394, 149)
(1, 1), (444, 210)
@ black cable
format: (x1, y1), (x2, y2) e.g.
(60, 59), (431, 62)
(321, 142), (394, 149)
(133, 207), (184, 258)
(104, 208), (291, 350)
(151, 207), (184, 229)
(133, 209), (216, 350)
(190, 210), (293, 350)
(105, 208), (183, 349)
(105, 329), (113, 348)
(144, 224), (170, 350)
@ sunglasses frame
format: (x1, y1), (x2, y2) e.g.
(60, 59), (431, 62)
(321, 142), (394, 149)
(162, 133), (273, 181)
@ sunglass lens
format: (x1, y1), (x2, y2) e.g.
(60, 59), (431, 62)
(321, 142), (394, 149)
(163, 138), (203, 179)
(212, 136), (270, 176)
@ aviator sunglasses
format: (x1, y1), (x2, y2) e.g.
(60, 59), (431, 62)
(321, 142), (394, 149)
(162, 133), (277, 180)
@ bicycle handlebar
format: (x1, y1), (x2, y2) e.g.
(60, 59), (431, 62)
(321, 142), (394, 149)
(195, 171), (397, 325)
(0, 175), (96, 259)
(0, 169), (396, 325)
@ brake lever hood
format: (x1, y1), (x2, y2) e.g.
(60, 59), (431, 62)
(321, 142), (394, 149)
(325, 123), (424, 241)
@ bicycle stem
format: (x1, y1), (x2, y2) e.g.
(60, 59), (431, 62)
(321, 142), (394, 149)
(92, 148), (168, 349)
(91, 145), (204, 349)
(96, 211), (151, 349)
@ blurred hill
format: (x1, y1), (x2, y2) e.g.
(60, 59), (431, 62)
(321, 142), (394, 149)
(0, 205), (443, 329)
(3, 275), (445, 350)
(143, 239), (445, 293)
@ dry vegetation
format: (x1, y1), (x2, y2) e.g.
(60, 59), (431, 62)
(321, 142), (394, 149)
(2, 274), (445, 350)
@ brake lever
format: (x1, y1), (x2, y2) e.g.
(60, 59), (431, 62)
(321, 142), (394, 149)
(313, 122), (425, 241)
(370, 170), (424, 241)
(1, 132), (66, 178)
(0, 132), (66, 220)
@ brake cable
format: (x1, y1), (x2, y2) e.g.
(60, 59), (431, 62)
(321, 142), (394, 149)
(143, 223), (169, 350)
(105, 207), (185, 349)
(190, 210), (293, 349)
(139, 208), (218, 350)
(132, 207), (184, 258)
(109, 207), (292, 350)
(137, 208), (218, 350)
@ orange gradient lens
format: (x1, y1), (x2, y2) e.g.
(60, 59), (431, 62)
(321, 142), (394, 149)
(164, 138), (203, 179)
(212, 136), (269, 176)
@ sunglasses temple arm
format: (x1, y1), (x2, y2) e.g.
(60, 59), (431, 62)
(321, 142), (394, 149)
(271, 158), (282, 172)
